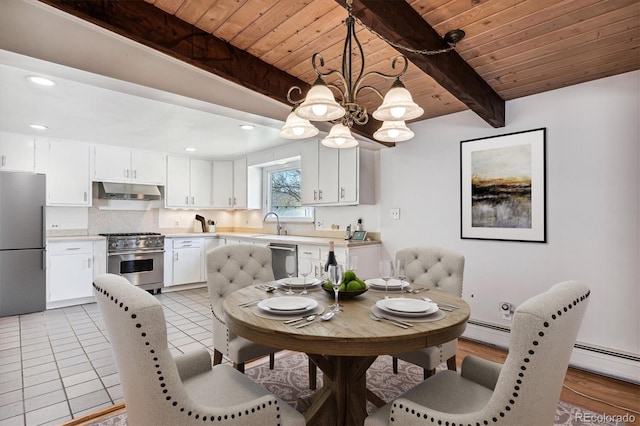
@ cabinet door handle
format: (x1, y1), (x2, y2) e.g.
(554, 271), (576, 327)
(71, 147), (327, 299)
(1, 155), (6, 167)
(191, 196), (195, 205)
(66, 247), (81, 251)
(88, 257), (92, 268)
(175, 252), (179, 261)
(313, 190), (317, 201)
(133, 169), (137, 179)
(84, 192), (87, 202)
(185, 196), (189, 204)
(341, 187), (345, 199)
(318, 190), (323, 200)
(124, 168), (128, 178)
(229, 197), (232, 206)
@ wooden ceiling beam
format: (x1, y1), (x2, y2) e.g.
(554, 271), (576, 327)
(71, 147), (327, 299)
(338, 0), (506, 128)
(37, 0), (390, 146)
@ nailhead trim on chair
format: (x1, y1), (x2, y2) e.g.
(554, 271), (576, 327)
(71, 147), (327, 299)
(388, 290), (591, 425)
(93, 282), (283, 424)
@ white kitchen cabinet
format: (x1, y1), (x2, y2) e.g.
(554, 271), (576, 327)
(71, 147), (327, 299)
(298, 244), (322, 278)
(319, 244), (380, 280)
(301, 141), (374, 206)
(338, 147), (358, 204)
(93, 239), (107, 278)
(48, 241), (95, 305)
(0, 131), (35, 172)
(212, 160), (234, 208)
(233, 157), (248, 209)
(172, 238), (204, 285)
(301, 139), (339, 204)
(46, 139), (91, 206)
(93, 145), (165, 185)
(166, 156), (212, 208)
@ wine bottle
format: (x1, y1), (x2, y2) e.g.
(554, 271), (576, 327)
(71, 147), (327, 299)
(324, 241), (338, 272)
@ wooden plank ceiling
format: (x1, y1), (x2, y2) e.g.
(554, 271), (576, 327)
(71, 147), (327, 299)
(39, 0), (639, 144)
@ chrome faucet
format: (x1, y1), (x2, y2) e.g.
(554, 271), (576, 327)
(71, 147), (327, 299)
(263, 212), (282, 235)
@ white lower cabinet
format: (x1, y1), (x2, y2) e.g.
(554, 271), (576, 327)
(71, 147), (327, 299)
(165, 237), (220, 287)
(298, 244), (322, 278)
(172, 238), (204, 285)
(48, 240), (100, 306)
(319, 244), (380, 280)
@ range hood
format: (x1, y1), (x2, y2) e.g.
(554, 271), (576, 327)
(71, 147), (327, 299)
(98, 182), (162, 201)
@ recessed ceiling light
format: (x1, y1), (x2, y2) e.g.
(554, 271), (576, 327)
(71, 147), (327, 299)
(26, 76), (55, 86)
(239, 124), (255, 130)
(29, 124), (48, 131)
(185, 147), (196, 152)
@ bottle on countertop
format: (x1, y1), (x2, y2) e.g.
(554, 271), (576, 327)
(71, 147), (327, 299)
(324, 241), (338, 272)
(356, 218), (363, 232)
(345, 224), (351, 240)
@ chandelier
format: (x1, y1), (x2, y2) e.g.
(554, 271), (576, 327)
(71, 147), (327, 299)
(279, 0), (465, 148)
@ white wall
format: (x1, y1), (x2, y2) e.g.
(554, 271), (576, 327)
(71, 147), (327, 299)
(379, 72), (639, 364)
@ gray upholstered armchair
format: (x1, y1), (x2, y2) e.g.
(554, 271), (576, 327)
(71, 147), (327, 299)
(206, 244), (277, 372)
(93, 273), (305, 426)
(365, 281), (590, 426)
(393, 247), (465, 378)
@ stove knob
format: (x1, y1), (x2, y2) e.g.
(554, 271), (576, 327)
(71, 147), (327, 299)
(135, 239), (141, 246)
(111, 242), (118, 249)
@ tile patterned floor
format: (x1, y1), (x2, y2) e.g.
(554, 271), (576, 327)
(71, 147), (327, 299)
(0, 287), (216, 426)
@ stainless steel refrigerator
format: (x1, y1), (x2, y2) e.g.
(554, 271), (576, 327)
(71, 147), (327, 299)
(0, 171), (46, 317)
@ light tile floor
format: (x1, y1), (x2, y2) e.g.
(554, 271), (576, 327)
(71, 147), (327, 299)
(0, 287), (217, 426)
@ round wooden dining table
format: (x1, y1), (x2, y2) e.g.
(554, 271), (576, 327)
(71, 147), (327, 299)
(224, 285), (470, 426)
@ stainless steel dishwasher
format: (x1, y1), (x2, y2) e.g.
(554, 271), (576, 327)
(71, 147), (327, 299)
(268, 243), (297, 280)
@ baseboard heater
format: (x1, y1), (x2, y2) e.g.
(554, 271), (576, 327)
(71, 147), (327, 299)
(466, 319), (640, 383)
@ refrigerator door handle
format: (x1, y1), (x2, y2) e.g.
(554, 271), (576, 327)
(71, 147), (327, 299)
(42, 250), (46, 271)
(41, 206), (46, 248)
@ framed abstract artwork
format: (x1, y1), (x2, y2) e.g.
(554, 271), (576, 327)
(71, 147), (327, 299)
(460, 128), (546, 243)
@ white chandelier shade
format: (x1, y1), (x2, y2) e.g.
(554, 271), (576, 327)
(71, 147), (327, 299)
(294, 78), (345, 122)
(279, 111), (320, 139)
(372, 80), (424, 122)
(321, 123), (358, 149)
(372, 120), (414, 142)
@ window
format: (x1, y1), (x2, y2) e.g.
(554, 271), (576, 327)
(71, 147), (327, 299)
(263, 162), (313, 221)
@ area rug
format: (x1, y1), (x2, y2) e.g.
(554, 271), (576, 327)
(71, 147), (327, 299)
(82, 352), (623, 425)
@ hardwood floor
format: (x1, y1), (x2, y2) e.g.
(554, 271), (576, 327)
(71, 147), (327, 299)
(457, 338), (640, 426)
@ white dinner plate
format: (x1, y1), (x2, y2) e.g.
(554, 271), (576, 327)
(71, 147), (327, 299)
(276, 277), (323, 288)
(258, 296), (318, 315)
(365, 278), (408, 290)
(376, 298), (439, 317)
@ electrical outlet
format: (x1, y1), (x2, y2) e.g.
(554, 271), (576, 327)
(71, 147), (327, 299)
(174, 220), (180, 227)
(316, 219), (324, 229)
(390, 208), (400, 220)
(499, 302), (514, 320)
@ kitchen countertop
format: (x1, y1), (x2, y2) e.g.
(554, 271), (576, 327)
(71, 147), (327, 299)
(47, 232), (380, 247)
(165, 232), (380, 247)
(47, 235), (106, 242)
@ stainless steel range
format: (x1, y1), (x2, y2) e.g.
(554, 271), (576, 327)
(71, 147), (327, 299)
(100, 233), (165, 293)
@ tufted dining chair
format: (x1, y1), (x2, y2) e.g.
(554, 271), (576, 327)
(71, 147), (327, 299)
(393, 247), (465, 378)
(93, 273), (305, 426)
(365, 280), (590, 426)
(207, 244), (277, 373)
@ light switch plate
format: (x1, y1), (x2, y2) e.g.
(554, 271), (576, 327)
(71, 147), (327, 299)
(390, 208), (400, 220)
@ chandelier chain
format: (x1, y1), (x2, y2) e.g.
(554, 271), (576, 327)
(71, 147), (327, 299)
(350, 13), (456, 56)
